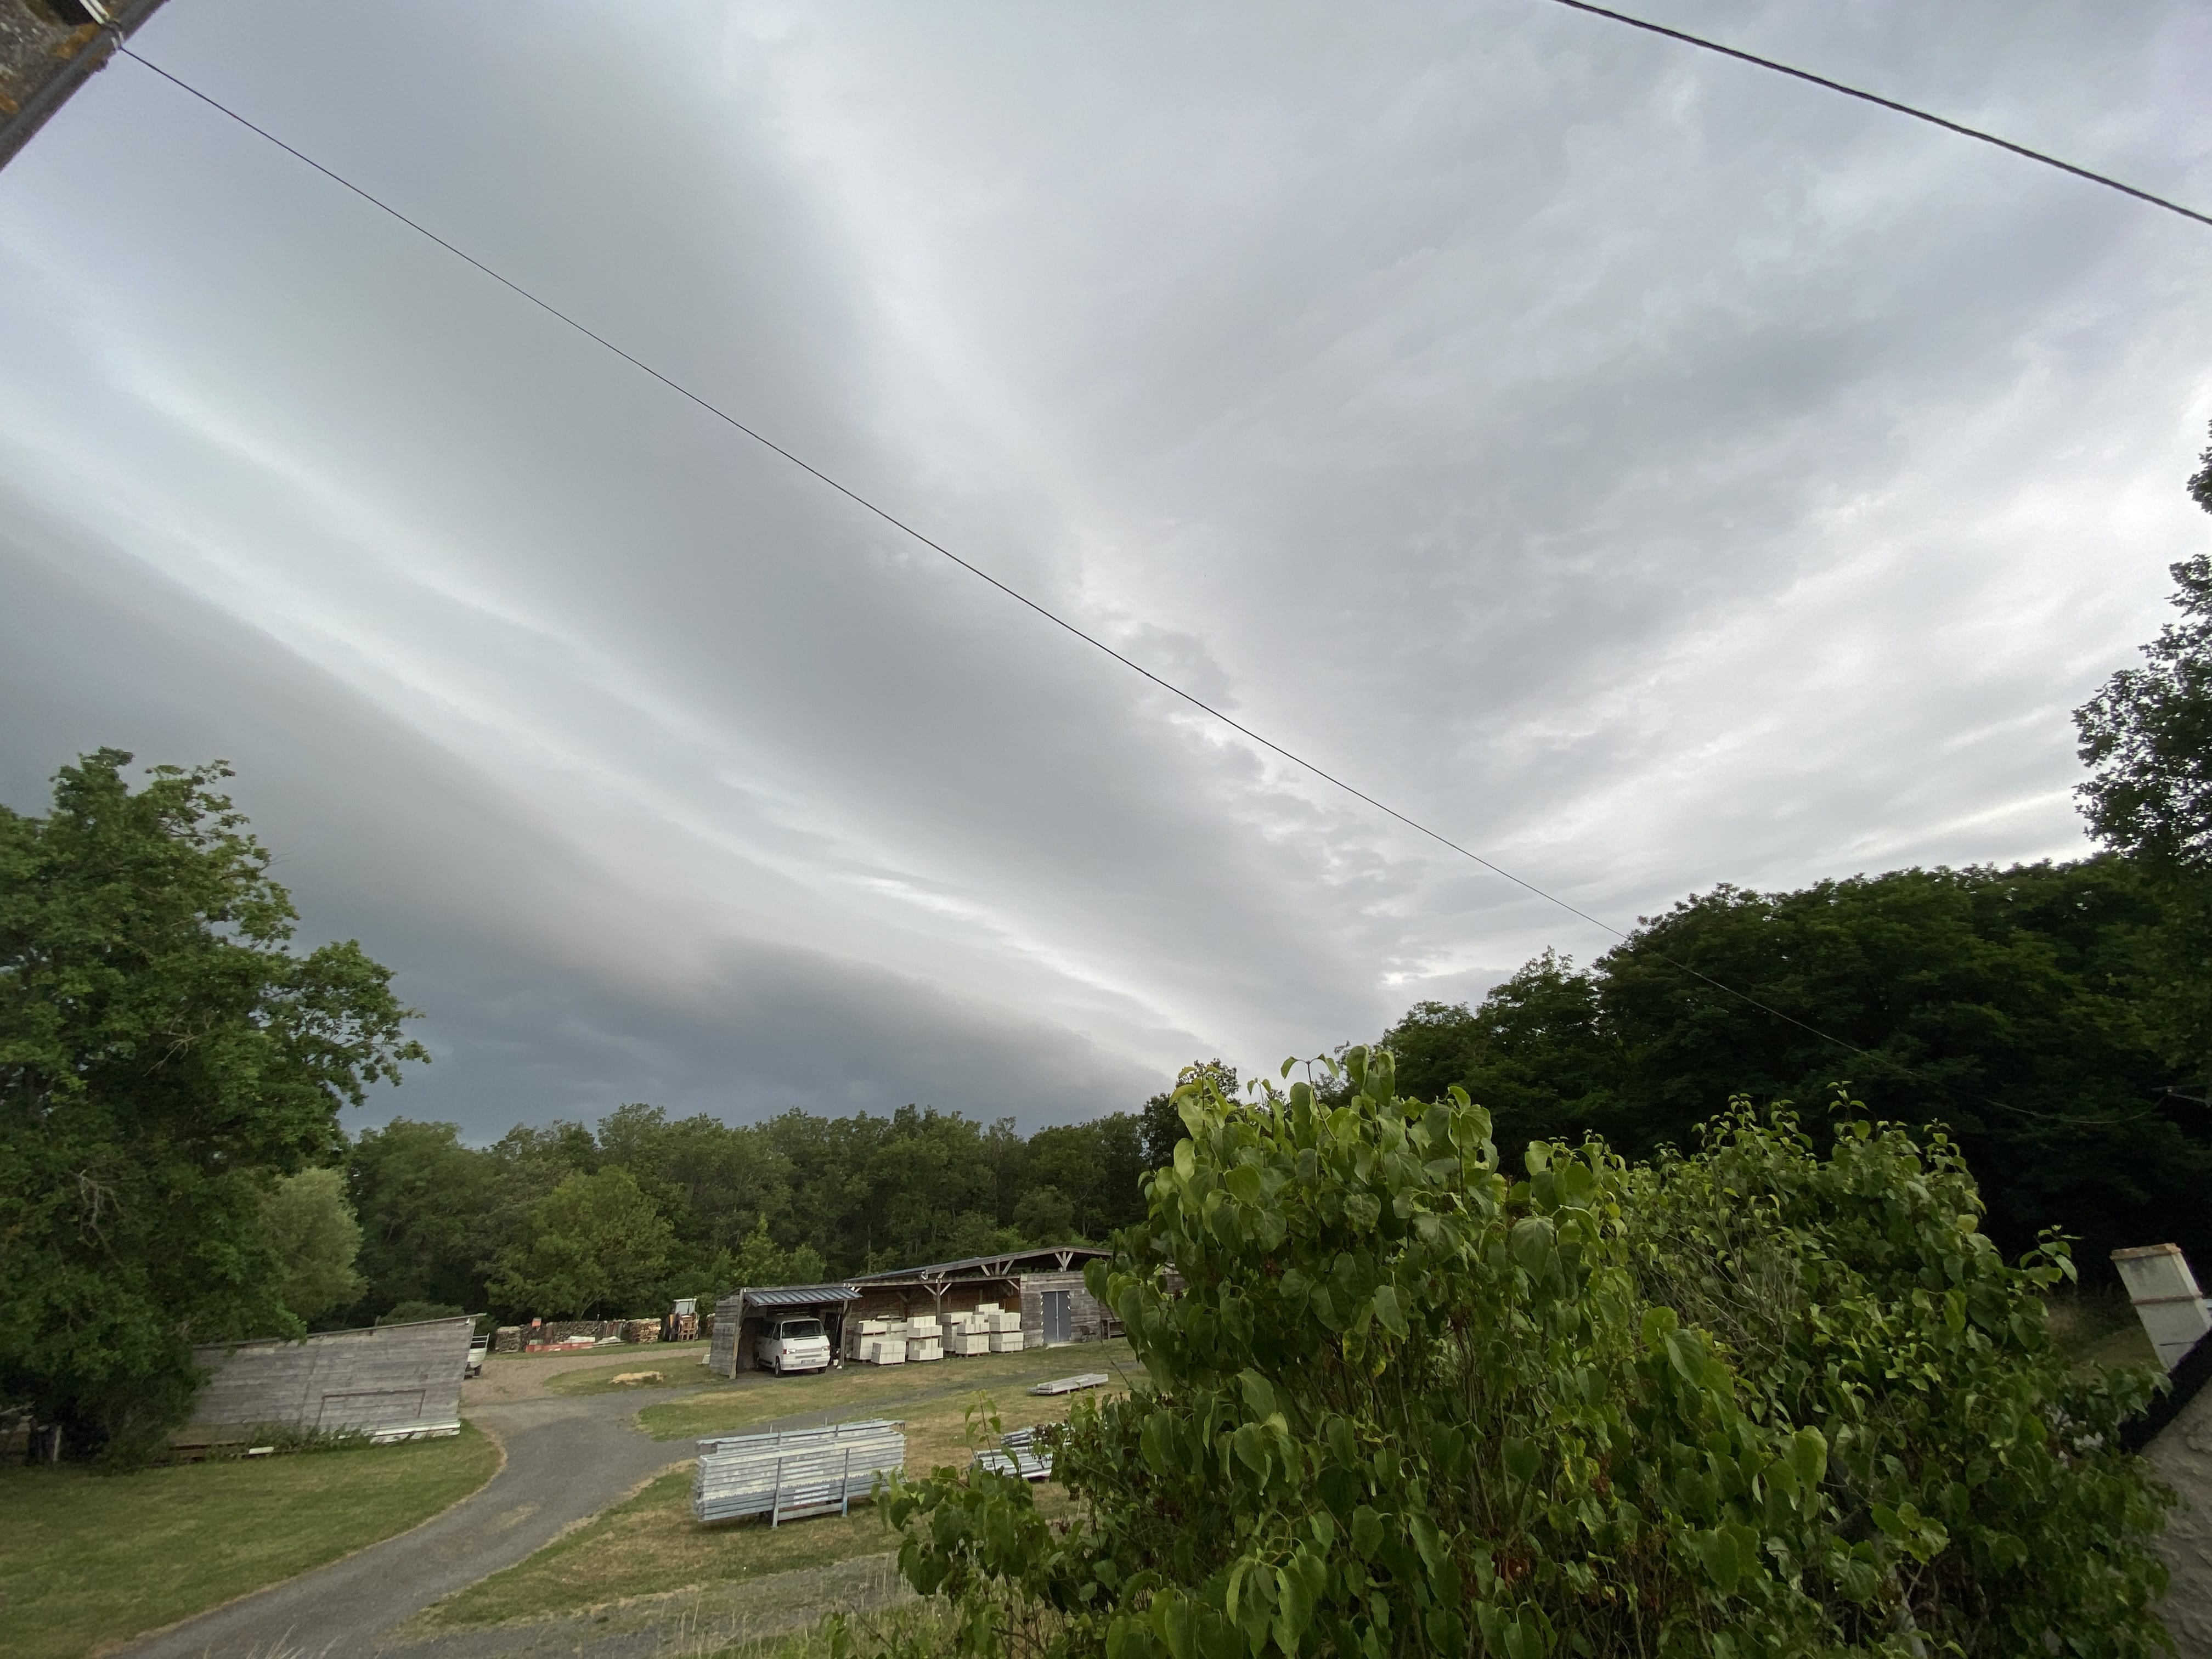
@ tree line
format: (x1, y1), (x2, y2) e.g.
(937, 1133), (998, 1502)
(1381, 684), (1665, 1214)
(336, 1092), (1191, 1327)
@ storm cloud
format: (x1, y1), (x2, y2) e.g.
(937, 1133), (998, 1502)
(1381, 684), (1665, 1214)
(2, 0), (2208, 1137)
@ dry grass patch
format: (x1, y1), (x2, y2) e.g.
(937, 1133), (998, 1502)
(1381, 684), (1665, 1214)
(704, 1600), (956, 1659)
(424, 1374), (1123, 1628)
(538, 1342), (712, 1397)
(0, 1426), (500, 1659)
(2046, 1288), (2158, 1373)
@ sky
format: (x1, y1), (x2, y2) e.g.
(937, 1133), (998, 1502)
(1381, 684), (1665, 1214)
(2, 1), (2208, 1141)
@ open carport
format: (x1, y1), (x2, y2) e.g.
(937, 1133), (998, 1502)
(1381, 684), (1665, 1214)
(707, 1284), (861, 1377)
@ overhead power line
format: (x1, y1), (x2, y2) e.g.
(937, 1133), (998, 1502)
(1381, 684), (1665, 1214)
(1547, 0), (2212, 231)
(110, 48), (2136, 1122)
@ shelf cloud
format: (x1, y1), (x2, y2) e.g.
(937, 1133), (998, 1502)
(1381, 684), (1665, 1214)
(3, 0), (2208, 1137)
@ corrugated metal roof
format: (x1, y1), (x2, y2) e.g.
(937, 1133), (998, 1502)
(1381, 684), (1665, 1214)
(851, 1245), (1110, 1284)
(742, 1284), (861, 1308)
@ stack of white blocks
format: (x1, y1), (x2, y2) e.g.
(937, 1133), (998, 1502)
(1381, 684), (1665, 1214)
(938, 1308), (992, 1357)
(846, 1317), (905, 1365)
(906, 1318), (943, 1363)
(936, 1301), (1024, 1356)
(839, 1314), (946, 1364)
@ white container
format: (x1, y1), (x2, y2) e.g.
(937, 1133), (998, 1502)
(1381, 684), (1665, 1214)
(989, 1331), (1025, 1353)
(2113, 1244), (2212, 1370)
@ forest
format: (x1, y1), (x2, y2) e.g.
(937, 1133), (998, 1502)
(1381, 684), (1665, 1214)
(339, 1094), (1175, 1325)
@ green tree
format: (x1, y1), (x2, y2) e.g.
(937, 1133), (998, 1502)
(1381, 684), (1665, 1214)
(1089, 1110), (1148, 1233)
(594, 1101), (797, 1290)
(261, 1166), (364, 1328)
(1376, 860), (2207, 1268)
(0, 751), (425, 1458)
(2075, 551), (2212, 871)
(2075, 435), (2212, 1087)
(1010, 1183), (1077, 1244)
(348, 1118), (500, 1317)
(1382, 951), (1620, 1150)
(488, 1165), (674, 1318)
(885, 1057), (2170, 1658)
(722, 1214), (827, 1289)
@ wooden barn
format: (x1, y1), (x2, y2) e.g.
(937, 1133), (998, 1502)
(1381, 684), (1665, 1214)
(849, 1245), (1115, 1349)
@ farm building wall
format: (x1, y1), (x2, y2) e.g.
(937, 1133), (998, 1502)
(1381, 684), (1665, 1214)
(849, 1280), (1018, 1323)
(1017, 1272), (1110, 1346)
(2146, 1361), (2212, 1652)
(709, 1293), (744, 1377)
(182, 1316), (472, 1445)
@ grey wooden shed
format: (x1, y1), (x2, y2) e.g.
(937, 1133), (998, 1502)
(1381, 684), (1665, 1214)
(177, 1314), (475, 1448)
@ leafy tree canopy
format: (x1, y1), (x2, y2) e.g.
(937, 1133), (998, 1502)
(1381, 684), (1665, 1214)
(487, 1166), (674, 1319)
(2074, 444), (2212, 1086)
(0, 751), (424, 1457)
(261, 1166), (364, 1328)
(885, 1057), (2170, 1659)
(349, 1095), (1159, 1325)
(2075, 554), (2212, 873)
(1378, 858), (2209, 1269)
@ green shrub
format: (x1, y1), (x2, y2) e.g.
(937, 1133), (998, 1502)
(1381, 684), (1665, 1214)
(881, 1053), (2172, 1658)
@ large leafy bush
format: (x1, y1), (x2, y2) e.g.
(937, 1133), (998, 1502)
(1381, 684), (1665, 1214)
(883, 1053), (2171, 1657)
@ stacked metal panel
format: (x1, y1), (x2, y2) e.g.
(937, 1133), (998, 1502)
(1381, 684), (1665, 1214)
(1029, 1372), (1110, 1396)
(693, 1419), (906, 1526)
(974, 1424), (1053, 1482)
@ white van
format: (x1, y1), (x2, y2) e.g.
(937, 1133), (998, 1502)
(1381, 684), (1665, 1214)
(755, 1316), (833, 1375)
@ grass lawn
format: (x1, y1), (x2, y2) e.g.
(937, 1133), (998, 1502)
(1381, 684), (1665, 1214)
(422, 1363), (1128, 1628)
(2047, 1289), (2159, 1373)
(543, 1342), (712, 1397)
(0, 1425), (501, 1659)
(638, 1340), (1139, 1442)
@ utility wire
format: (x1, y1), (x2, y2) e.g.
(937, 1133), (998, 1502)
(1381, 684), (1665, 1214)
(113, 48), (2132, 1122)
(1547, 0), (2212, 231)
